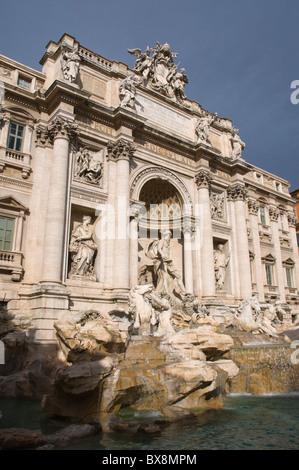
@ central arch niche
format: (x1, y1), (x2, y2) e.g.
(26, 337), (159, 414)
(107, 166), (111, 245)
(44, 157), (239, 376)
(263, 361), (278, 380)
(137, 178), (185, 293)
(139, 178), (183, 221)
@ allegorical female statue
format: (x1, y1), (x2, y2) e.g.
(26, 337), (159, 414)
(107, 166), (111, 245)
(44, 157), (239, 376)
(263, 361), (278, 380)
(69, 215), (97, 279)
(214, 244), (230, 291)
(145, 229), (187, 296)
(62, 48), (81, 82)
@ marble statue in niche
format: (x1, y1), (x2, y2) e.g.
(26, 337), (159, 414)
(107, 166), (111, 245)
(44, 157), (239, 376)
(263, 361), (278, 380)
(69, 215), (97, 280)
(74, 147), (103, 184)
(145, 229), (187, 296)
(214, 243), (230, 291)
(62, 47), (81, 83)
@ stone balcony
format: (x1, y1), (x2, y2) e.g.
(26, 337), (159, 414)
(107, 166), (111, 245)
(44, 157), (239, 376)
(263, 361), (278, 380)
(285, 286), (298, 301)
(264, 284), (279, 300)
(0, 250), (24, 281)
(0, 146), (31, 179)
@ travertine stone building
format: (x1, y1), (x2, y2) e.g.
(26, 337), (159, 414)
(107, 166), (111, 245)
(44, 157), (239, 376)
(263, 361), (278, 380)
(0, 34), (298, 343)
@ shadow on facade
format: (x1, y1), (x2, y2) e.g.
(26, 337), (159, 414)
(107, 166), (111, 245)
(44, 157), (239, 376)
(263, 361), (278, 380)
(0, 303), (57, 400)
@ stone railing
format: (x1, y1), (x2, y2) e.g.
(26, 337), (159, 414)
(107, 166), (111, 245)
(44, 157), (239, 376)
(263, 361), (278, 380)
(0, 146), (31, 178)
(264, 284), (279, 300)
(285, 286), (298, 300)
(0, 250), (23, 281)
(78, 47), (112, 71)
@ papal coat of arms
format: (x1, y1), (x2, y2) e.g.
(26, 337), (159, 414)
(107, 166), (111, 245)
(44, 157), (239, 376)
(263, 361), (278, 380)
(128, 42), (189, 105)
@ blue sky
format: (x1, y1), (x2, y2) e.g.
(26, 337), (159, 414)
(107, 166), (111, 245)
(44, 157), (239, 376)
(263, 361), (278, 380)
(0, 0), (298, 189)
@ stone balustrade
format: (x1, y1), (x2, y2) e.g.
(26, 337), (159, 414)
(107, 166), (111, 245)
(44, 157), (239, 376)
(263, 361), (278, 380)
(78, 47), (112, 70)
(0, 250), (23, 281)
(0, 146), (31, 178)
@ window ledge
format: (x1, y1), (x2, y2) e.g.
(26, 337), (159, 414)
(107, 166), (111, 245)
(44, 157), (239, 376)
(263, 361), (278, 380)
(0, 250), (24, 281)
(0, 146), (31, 178)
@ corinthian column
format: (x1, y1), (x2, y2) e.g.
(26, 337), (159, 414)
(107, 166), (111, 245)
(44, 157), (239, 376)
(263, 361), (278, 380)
(41, 116), (77, 284)
(107, 139), (135, 291)
(195, 169), (215, 298)
(227, 183), (252, 299)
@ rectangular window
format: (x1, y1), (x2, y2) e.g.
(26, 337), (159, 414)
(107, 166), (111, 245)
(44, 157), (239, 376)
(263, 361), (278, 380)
(7, 122), (24, 152)
(17, 75), (31, 90)
(286, 268), (293, 288)
(259, 206), (266, 225)
(0, 216), (15, 251)
(265, 264), (273, 285)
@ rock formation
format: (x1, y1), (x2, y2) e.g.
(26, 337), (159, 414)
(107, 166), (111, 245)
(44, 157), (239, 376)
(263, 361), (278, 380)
(39, 293), (239, 428)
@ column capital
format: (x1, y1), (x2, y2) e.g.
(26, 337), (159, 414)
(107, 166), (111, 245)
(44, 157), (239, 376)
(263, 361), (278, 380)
(287, 211), (297, 227)
(107, 138), (136, 162)
(0, 111), (10, 127)
(182, 221), (195, 236)
(129, 201), (145, 222)
(227, 182), (247, 202)
(195, 169), (213, 189)
(35, 124), (49, 147)
(247, 198), (259, 215)
(268, 205), (280, 222)
(47, 116), (78, 143)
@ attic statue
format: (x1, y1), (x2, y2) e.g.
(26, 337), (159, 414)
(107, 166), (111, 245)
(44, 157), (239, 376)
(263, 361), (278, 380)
(62, 47), (81, 82)
(119, 73), (142, 109)
(230, 128), (245, 160)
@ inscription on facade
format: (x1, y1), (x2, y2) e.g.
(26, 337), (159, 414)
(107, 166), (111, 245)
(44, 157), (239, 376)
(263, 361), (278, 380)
(76, 115), (114, 136)
(142, 141), (195, 166)
(136, 93), (191, 137)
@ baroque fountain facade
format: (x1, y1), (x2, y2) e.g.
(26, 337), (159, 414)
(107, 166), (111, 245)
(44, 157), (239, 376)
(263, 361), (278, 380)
(0, 35), (298, 434)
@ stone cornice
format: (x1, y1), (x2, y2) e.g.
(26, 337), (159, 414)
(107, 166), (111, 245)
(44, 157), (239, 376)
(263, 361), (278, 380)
(0, 175), (33, 191)
(70, 184), (108, 204)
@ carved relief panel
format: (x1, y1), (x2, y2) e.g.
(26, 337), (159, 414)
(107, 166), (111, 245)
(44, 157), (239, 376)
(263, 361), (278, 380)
(73, 146), (104, 186)
(210, 190), (225, 221)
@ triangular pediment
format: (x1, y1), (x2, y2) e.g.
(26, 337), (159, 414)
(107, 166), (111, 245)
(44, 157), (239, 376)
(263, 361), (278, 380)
(0, 195), (29, 212)
(282, 257), (295, 267)
(262, 253), (276, 264)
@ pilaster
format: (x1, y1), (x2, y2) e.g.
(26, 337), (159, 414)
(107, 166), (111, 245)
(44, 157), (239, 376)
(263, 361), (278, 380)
(247, 198), (264, 301)
(269, 205), (285, 302)
(227, 182), (252, 299)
